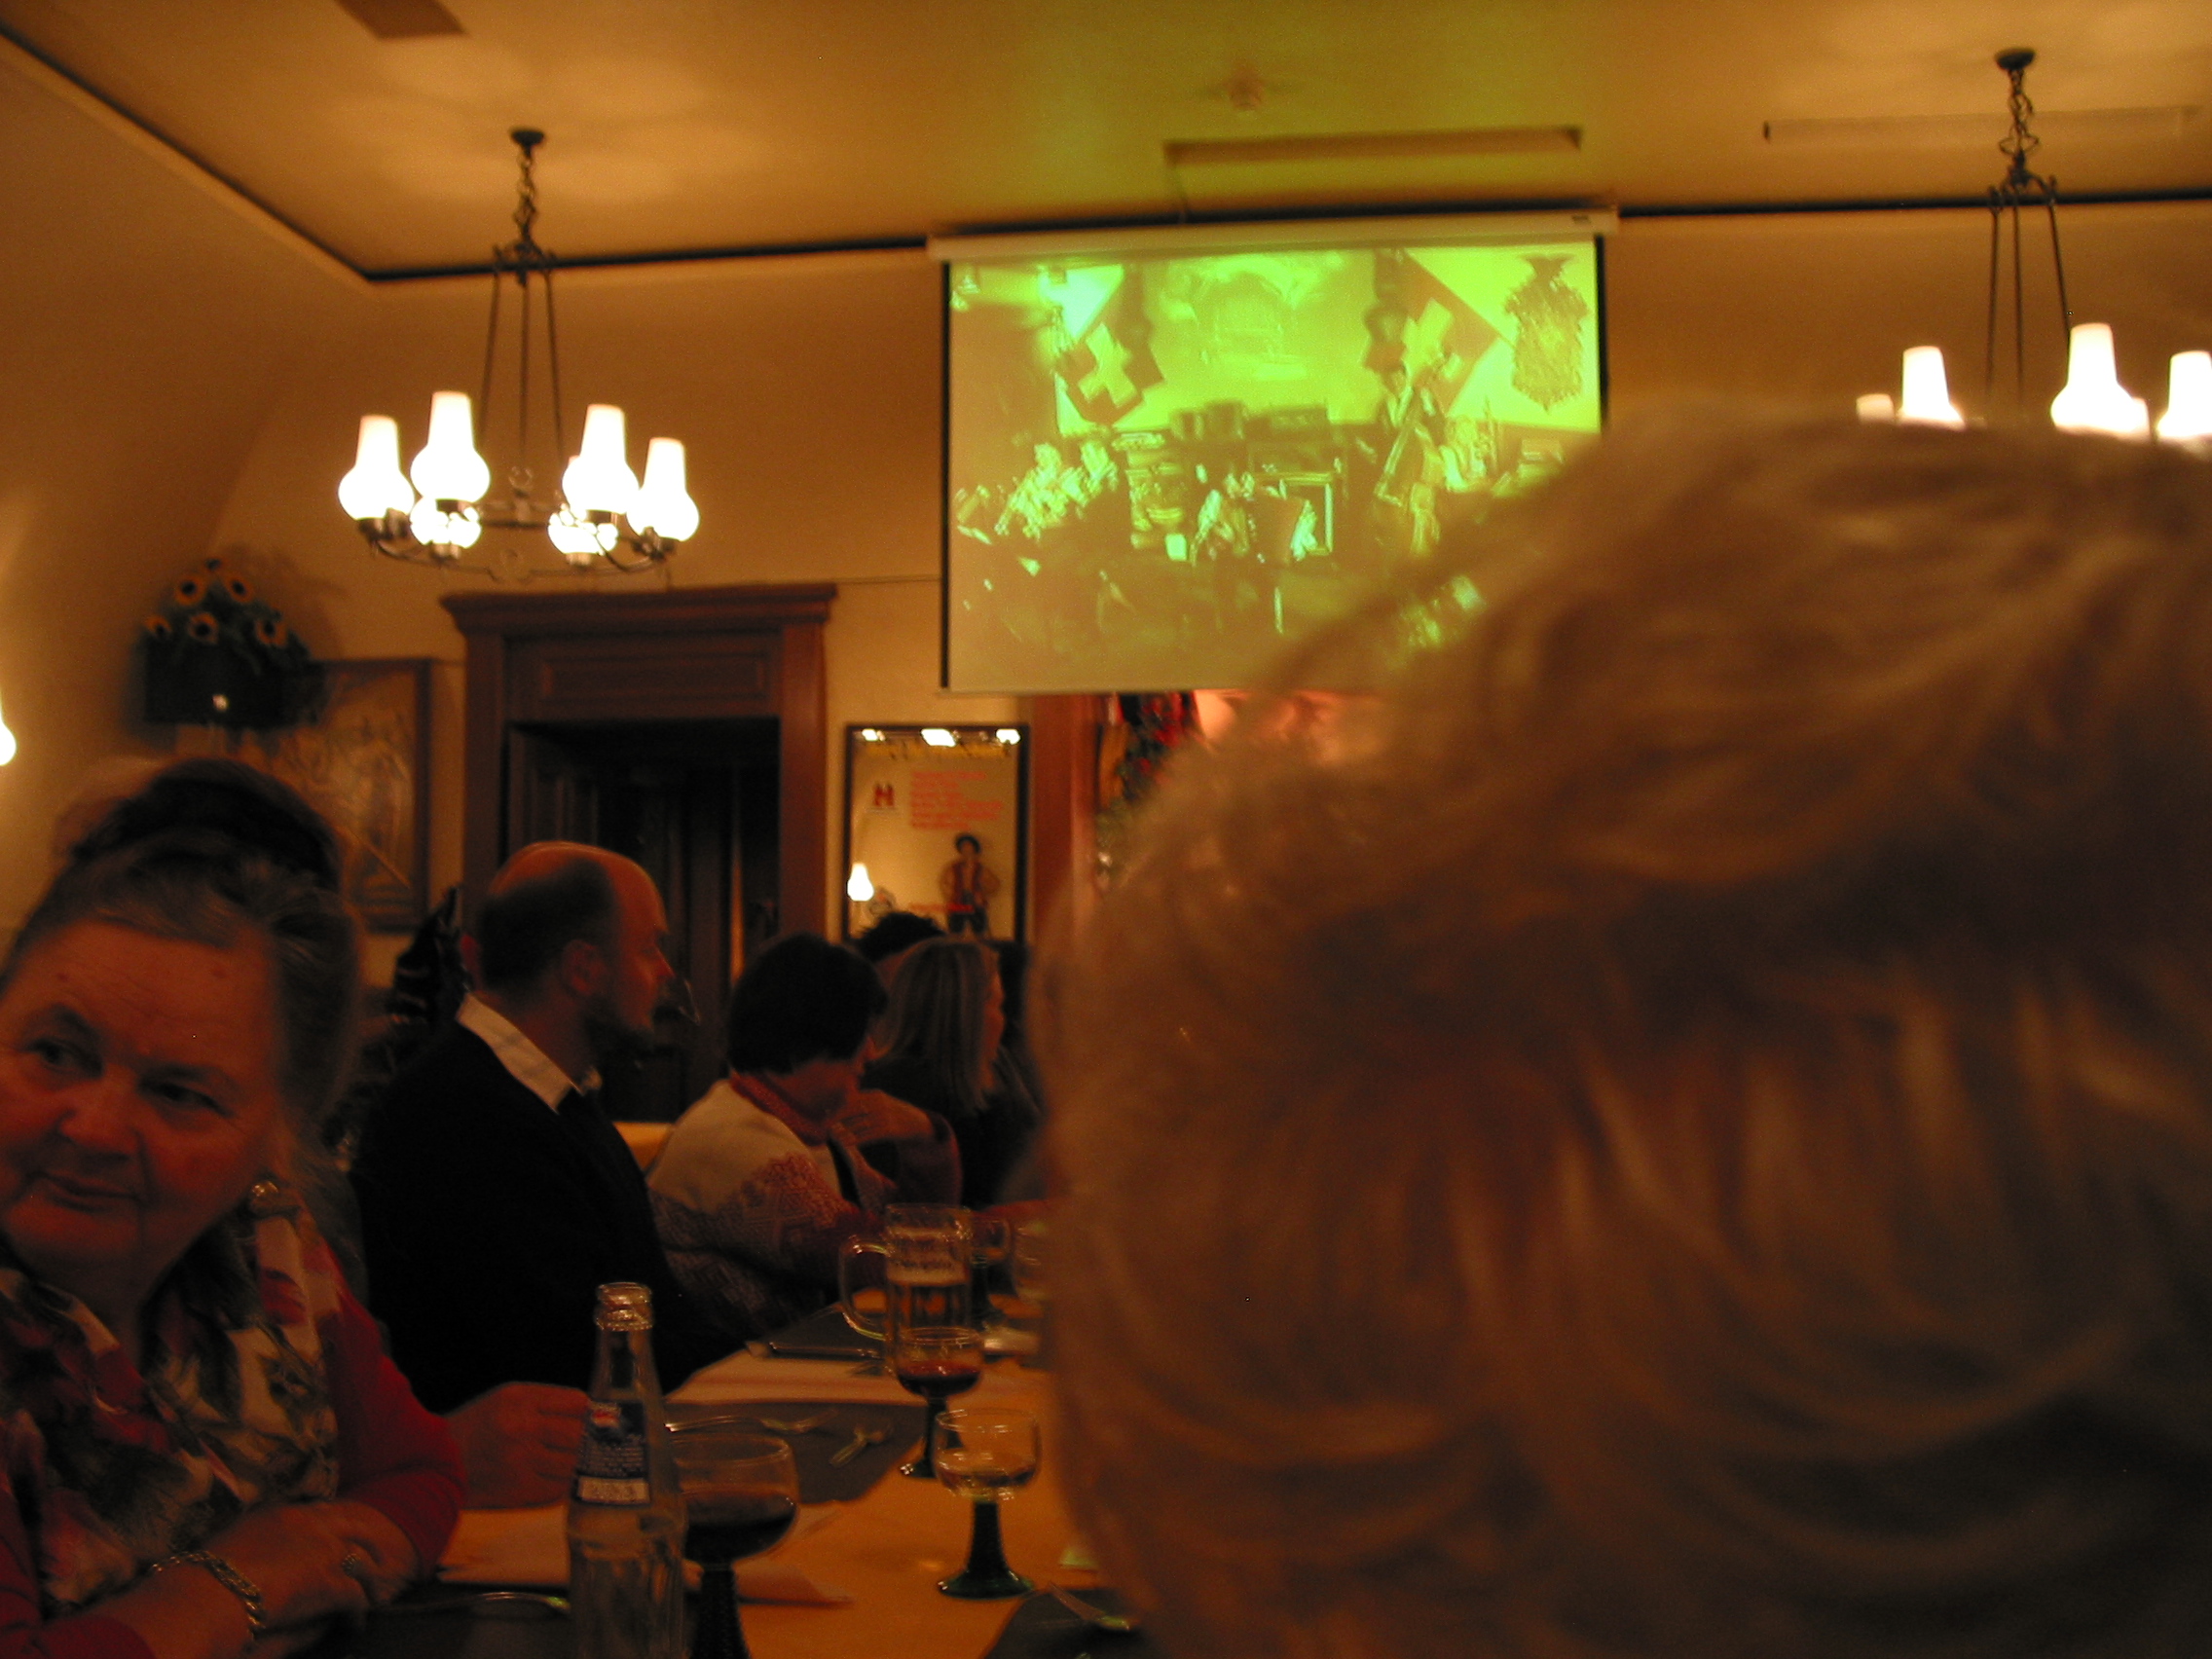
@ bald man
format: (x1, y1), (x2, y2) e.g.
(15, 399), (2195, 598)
(352, 844), (729, 1497)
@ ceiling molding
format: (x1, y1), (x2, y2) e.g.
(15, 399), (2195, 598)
(0, 22), (367, 292)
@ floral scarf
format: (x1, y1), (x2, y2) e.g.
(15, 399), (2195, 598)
(0, 1182), (342, 1614)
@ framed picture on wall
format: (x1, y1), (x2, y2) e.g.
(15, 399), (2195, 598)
(244, 658), (432, 931)
(843, 725), (1028, 942)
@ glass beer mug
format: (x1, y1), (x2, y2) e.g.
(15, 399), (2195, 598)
(839, 1204), (974, 1340)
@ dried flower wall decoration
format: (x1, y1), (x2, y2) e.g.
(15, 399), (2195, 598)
(141, 557), (321, 728)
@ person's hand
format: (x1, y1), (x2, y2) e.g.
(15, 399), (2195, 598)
(833, 1088), (939, 1144)
(201, 1498), (410, 1629)
(445, 1382), (589, 1508)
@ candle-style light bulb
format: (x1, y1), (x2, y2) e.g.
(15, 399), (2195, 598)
(1897, 347), (1964, 427)
(2050, 323), (2151, 439)
(339, 416), (415, 520)
(409, 391), (492, 501)
(629, 438), (700, 543)
(2156, 350), (2212, 447)
(562, 405), (641, 517)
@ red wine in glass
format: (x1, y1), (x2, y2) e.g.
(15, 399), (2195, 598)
(674, 1434), (797, 1659)
(892, 1327), (985, 1478)
(685, 1488), (797, 1564)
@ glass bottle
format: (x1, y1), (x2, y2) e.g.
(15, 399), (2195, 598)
(568, 1282), (687, 1659)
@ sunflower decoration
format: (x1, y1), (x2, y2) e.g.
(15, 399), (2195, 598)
(141, 557), (320, 729)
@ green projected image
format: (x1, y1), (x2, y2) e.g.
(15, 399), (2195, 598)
(945, 237), (1603, 692)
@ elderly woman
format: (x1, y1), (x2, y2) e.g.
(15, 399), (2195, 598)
(650, 933), (957, 1344)
(0, 760), (461, 1657)
(1050, 413), (2212, 1659)
(866, 937), (1035, 1205)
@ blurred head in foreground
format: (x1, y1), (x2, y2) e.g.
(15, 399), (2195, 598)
(1049, 412), (2212, 1659)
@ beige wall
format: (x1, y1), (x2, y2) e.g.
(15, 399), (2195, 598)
(0, 49), (357, 933)
(7, 51), (2210, 962)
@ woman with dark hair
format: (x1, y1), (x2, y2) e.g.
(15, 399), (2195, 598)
(865, 936), (1036, 1204)
(649, 933), (956, 1345)
(0, 758), (461, 1657)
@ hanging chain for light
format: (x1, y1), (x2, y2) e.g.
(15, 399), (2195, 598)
(476, 129), (571, 526)
(1983, 49), (2073, 419)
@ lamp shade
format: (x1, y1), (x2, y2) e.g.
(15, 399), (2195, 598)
(2157, 350), (2212, 445)
(629, 438), (700, 541)
(562, 404), (640, 516)
(1897, 347), (1965, 427)
(2050, 323), (2151, 439)
(548, 506), (617, 563)
(847, 863), (874, 903)
(339, 416), (416, 519)
(409, 391), (492, 501)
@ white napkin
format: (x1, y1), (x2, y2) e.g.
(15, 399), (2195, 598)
(440, 1503), (849, 1604)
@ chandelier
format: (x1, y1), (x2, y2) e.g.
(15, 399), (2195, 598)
(1862, 50), (2211, 447)
(337, 129), (699, 575)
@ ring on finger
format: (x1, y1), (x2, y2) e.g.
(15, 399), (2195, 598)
(341, 1552), (370, 1581)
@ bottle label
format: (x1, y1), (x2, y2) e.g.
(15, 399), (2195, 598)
(572, 1399), (652, 1505)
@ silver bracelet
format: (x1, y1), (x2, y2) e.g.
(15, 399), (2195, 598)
(152, 1549), (268, 1637)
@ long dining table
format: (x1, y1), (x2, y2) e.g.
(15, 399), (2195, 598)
(333, 1339), (1125, 1659)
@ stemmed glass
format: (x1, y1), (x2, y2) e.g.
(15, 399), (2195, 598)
(673, 1430), (800, 1659)
(891, 1325), (986, 1479)
(934, 1407), (1040, 1598)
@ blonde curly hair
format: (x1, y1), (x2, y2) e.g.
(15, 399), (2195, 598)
(1048, 410), (2212, 1659)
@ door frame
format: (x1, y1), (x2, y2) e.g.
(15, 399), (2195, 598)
(444, 584), (836, 934)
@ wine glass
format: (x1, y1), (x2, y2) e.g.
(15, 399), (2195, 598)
(891, 1325), (986, 1479)
(673, 1430), (799, 1659)
(934, 1407), (1040, 1598)
(969, 1214), (1011, 1326)
(1012, 1218), (1050, 1312)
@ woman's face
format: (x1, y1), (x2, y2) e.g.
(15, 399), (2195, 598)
(0, 921), (285, 1329)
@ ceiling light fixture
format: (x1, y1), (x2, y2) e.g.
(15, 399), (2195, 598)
(1861, 50), (2206, 449)
(339, 129), (699, 576)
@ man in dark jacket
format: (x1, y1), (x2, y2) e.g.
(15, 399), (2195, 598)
(353, 842), (731, 1501)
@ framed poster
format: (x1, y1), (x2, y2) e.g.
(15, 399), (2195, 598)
(245, 658), (432, 930)
(843, 725), (1028, 941)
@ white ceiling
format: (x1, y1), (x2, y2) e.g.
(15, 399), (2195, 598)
(2, 0), (2208, 276)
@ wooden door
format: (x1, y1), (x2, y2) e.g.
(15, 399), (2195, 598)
(506, 721), (779, 1122)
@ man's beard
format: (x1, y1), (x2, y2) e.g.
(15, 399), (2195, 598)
(583, 996), (660, 1069)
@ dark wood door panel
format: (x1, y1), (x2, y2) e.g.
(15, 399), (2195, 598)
(511, 633), (779, 722)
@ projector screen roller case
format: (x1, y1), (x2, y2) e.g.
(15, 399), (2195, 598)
(944, 232), (1603, 692)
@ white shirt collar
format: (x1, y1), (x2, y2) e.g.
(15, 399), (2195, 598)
(457, 993), (601, 1112)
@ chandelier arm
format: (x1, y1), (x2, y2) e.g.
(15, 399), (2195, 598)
(543, 268), (570, 483)
(2042, 188), (2073, 341)
(601, 533), (674, 574)
(479, 250), (502, 447)
(1984, 196), (2002, 412)
(2011, 201), (2026, 418)
(517, 267), (533, 494)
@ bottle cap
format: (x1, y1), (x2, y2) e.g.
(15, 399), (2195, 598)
(595, 1281), (653, 1331)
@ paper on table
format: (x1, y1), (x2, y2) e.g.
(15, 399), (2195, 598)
(675, 1350), (1038, 1410)
(440, 1503), (850, 1604)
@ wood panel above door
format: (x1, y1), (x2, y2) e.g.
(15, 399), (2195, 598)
(444, 584), (835, 937)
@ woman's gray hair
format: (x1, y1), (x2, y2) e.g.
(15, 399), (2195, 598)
(1048, 410), (2212, 1659)
(6, 758), (362, 1146)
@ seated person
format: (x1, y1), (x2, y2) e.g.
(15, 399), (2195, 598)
(650, 933), (957, 1344)
(0, 760), (461, 1656)
(866, 937), (1032, 1204)
(352, 843), (725, 1447)
(853, 910), (943, 992)
(1048, 413), (2212, 1659)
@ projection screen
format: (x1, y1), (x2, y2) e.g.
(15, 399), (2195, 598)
(939, 212), (1610, 693)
